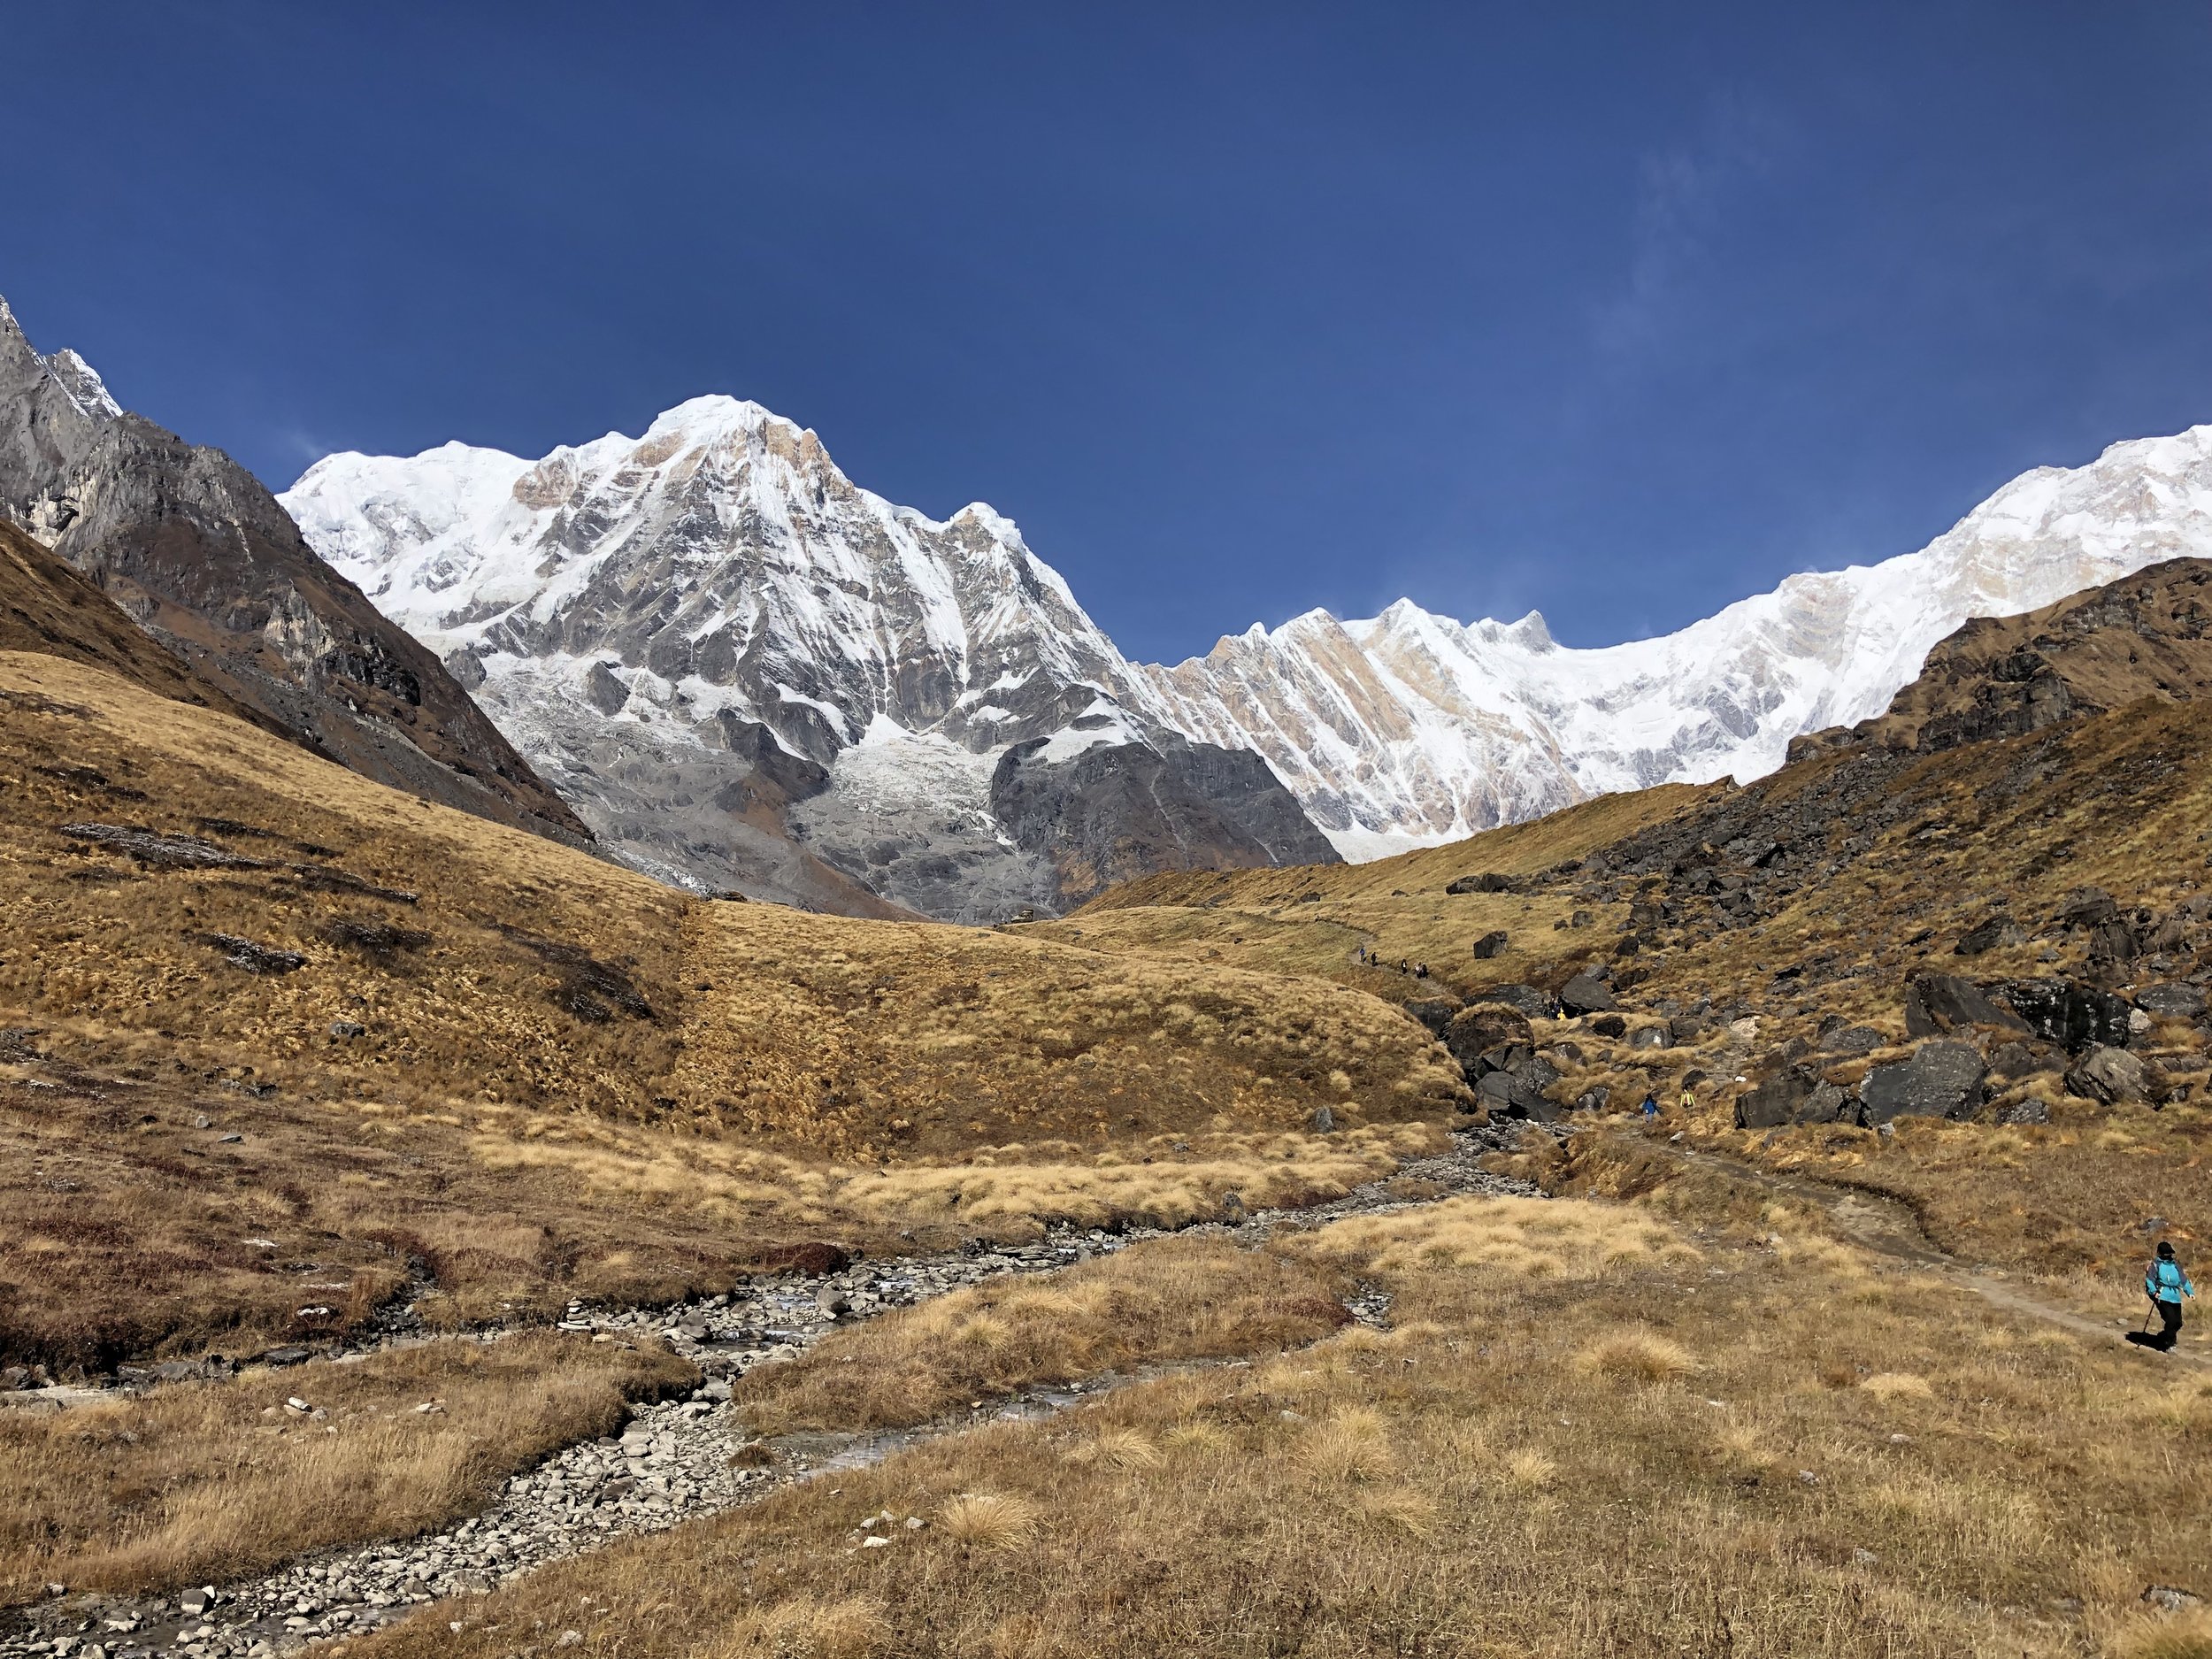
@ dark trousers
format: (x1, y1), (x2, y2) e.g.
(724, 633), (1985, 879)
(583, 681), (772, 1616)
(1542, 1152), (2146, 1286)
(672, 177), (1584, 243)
(2150, 1298), (2184, 1351)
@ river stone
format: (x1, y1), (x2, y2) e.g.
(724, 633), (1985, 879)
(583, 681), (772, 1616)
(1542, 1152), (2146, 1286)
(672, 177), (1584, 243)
(1859, 1041), (1987, 1125)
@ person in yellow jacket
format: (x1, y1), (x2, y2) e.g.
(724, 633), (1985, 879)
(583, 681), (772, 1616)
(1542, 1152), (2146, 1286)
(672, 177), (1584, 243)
(1678, 1084), (1695, 1114)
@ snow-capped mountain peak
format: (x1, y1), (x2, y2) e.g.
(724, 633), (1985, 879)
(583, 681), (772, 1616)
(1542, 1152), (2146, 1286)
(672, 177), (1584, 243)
(283, 396), (2212, 895)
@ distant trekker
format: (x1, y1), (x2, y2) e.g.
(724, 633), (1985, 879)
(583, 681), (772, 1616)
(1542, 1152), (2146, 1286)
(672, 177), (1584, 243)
(1678, 1085), (1695, 1113)
(1640, 1094), (1659, 1119)
(2137, 1242), (2195, 1352)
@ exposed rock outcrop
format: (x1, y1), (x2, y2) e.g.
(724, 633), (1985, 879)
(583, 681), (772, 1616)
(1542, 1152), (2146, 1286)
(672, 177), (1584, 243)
(0, 296), (586, 846)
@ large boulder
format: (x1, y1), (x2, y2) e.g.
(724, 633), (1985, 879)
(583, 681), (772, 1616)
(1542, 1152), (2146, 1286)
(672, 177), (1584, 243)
(1471, 930), (1510, 960)
(1859, 1041), (1988, 1125)
(1443, 1003), (1535, 1073)
(1557, 972), (1619, 1016)
(2063, 1044), (2149, 1105)
(1447, 872), (1521, 895)
(1402, 996), (1462, 1038)
(2052, 887), (2119, 929)
(1997, 979), (2133, 1052)
(1955, 917), (2025, 957)
(2136, 983), (2208, 1019)
(1734, 1065), (1851, 1130)
(1904, 973), (2030, 1039)
(1476, 1069), (1556, 1122)
(1464, 982), (1555, 1019)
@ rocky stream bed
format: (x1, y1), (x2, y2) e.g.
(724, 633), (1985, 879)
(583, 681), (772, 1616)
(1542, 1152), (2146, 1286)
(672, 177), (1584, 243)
(2, 1127), (1538, 1659)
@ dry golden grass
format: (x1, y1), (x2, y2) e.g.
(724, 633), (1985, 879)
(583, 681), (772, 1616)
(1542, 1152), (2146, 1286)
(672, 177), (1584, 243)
(0, 652), (1466, 1370)
(710, 1596), (889, 1659)
(0, 1331), (692, 1605)
(937, 1493), (1040, 1550)
(1051, 695), (2212, 1306)
(731, 1236), (1350, 1433)
(342, 1193), (2212, 1659)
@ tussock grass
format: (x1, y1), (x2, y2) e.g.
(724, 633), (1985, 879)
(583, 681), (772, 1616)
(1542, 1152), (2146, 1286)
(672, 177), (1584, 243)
(732, 1237), (1349, 1433)
(1579, 1329), (1695, 1382)
(0, 1332), (691, 1605)
(711, 1596), (889, 1658)
(346, 1194), (2212, 1659)
(938, 1493), (1038, 1550)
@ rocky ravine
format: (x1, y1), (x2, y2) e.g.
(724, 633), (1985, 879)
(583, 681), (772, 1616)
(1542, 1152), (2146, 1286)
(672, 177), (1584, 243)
(0, 1132), (1533, 1659)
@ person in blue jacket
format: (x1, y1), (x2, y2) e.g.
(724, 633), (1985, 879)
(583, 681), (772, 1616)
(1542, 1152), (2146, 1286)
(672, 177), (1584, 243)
(2135, 1241), (2195, 1352)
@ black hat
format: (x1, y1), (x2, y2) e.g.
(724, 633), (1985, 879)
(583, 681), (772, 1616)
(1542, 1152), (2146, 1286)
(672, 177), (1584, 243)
(2157, 1241), (2176, 1259)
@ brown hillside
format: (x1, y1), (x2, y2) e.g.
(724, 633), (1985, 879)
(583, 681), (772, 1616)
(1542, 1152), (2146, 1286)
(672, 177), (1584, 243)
(0, 518), (271, 731)
(0, 649), (1463, 1371)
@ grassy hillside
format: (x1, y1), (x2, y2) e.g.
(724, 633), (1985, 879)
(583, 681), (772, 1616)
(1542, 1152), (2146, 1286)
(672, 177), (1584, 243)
(0, 649), (1463, 1370)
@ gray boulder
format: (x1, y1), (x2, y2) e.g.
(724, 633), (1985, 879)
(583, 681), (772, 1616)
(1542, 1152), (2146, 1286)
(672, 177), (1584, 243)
(1997, 979), (2133, 1052)
(1558, 972), (1618, 1015)
(1471, 930), (1509, 960)
(1628, 1025), (1672, 1049)
(1443, 1004), (1535, 1074)
(1859, 1041), (1988, 1125)
(1819, 1024), (1886, 1056)
(1903, 973), (2028, 1039)
(1987, 1041), (2056, 1081)
(2135, 983), (2207, 1018)
(1402, 997), (1461, 1037)
(1464, 982), (1555, 1018)
(2063, 1044), (2149, 1105)
(1955, 917), (2026, 956)
(1573, 1086), (1610, 1113)
(1447, 872), (1520, 895)
(1734, 1066), (1850, 1130)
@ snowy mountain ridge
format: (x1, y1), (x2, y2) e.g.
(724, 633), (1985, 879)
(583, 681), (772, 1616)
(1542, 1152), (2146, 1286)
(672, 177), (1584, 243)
(280, 402), (2212, 902)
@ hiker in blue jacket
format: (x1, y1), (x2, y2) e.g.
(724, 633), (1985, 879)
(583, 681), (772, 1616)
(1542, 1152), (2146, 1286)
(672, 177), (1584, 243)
(2137, 1241), (2195, 1352)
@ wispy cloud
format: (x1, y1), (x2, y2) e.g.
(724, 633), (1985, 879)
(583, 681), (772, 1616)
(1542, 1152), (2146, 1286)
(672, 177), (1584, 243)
(1594, 96), (1787, 360)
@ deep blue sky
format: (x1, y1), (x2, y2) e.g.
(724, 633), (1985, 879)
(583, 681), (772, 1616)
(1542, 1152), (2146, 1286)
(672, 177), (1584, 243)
(4, 3), (2210, 664)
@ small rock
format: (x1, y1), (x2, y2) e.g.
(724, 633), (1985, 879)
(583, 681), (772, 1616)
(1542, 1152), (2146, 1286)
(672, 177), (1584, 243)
(2142, 1586), (2203, 1614)
(329, 1021), (366, 1039)
(192, 1113), (212, 1130)
(1309, 1104), (1336, 1133)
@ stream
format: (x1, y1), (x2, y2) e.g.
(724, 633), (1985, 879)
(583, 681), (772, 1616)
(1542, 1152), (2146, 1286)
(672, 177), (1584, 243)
(2, 1126), (1536, 1659)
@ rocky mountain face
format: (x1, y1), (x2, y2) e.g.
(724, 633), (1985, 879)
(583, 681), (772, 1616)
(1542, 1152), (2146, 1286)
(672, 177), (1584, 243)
(280, 398), (1337, 918)
(0, 516), (274, 728)
(1141, 425), (2212, 857)
(286, 376), (2212, 911)
(1799, 556), (2212, 757)
(0, 296), (588, 846)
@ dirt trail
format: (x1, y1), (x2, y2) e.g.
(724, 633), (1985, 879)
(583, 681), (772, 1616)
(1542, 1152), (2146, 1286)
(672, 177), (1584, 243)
(1651, 1135), (2206, 1364)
